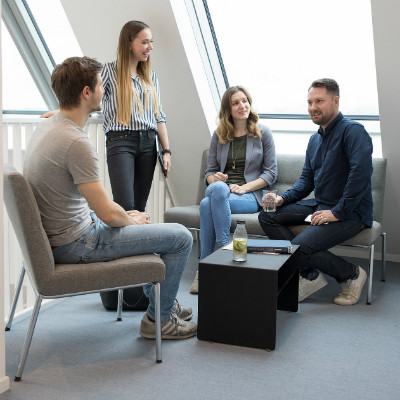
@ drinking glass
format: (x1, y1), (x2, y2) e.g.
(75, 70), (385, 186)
(263, 190), (277, 212)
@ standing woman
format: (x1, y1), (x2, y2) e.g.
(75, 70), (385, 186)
(102, 20), (171, 212)
(190, 86), (277, 293)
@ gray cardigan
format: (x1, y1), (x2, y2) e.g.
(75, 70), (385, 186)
(204, 123), (278, 206)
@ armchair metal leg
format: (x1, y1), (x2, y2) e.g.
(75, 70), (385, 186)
(381, 232), (386, 282)
(154, 282), (162, 363)
(366, 245), (374, 305)
(117, 289), (123, 321)
(5, 263), (26, 331)
(15, 294), (43, 381)
(196, 230), (201, 258)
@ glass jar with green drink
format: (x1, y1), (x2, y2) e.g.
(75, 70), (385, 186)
(233, 220), (247, 262)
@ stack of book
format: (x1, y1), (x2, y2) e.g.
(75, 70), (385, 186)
(247, 239), (293, 254)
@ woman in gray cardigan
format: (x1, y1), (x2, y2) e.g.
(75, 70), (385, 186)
(190, 86), (277, 293)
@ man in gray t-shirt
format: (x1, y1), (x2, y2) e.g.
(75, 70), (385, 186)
(24, 56), (196, 340)
(25, 113), (100, 247)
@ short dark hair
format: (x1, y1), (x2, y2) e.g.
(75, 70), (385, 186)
(309, 78), (340, 97)
(51, 56), (103, 109)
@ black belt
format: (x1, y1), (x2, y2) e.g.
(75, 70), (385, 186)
(106, 129), (156, 139)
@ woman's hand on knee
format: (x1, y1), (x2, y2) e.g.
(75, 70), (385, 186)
(229, 184), (246, 194)
(213, 172), (228, 182)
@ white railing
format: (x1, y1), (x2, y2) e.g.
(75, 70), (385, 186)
(2, 116), (173, 319)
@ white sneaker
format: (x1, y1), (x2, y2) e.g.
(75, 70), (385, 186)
(334, 267), (367, 306)
(172, 299), (193, 321)
(139, 313), (197, 340)
(299, 273), (328, 302)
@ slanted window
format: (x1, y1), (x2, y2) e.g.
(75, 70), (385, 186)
(2, 0), (82, 114)
(2, 24), (47, 112)
(207, 0), (379, 117)
(26, 0), (82, 64)
(201, 0), (381, 154)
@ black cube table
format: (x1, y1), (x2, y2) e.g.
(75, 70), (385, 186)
(197, 246), (300, 350)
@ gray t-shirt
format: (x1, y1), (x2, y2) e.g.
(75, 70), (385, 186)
(24, 113), (101, 247)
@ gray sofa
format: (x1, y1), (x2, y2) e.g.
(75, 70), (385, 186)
(164, 150), (387, 304)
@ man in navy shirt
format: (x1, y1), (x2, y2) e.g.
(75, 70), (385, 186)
(258, 78), (373, 306)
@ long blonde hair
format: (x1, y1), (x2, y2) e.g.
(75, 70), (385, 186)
(216, 86), (261, 144)
(116, 21), (161, 125)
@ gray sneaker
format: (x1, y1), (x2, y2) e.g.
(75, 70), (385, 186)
(140, 313), (197, 340)
(299, 273), (328, 302)
(334, 267), (367, 306)
(173, 299), (192, 321)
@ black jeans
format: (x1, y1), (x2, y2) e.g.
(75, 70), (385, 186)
(258, 202), (364, 283)
(106, 130), (157, 212)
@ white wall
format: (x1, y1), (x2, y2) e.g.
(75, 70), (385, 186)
(371, 0), (400, 260)
(61, 0), (213, 206)
(0, 2), (11, 394)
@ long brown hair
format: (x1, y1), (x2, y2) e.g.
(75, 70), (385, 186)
(116, 20), (161, 125)
(216, 86), (261, 144)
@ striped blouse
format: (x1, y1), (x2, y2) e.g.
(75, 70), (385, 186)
(100, 61), (167, 134)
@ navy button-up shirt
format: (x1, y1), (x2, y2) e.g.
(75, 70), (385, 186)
(281, 112), (373, 227)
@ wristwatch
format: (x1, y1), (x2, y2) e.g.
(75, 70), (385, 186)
(162, 148), (172, 155)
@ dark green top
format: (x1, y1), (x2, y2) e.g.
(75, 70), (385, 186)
(225, 135), (247, 185)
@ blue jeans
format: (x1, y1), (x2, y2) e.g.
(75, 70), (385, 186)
(106, 130), (157, 212)
(199, 181), (259, 260)
(52, 213), (193, 322)
(258, 203), (364, 282)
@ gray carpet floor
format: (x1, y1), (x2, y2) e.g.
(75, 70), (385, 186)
(3, 247), (400, 400)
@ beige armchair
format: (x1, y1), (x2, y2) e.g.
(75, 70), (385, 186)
(4, 165), (166, 381)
